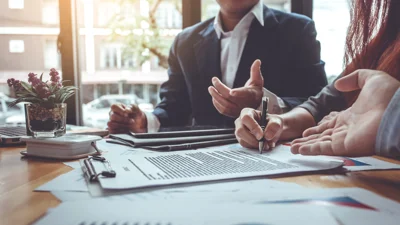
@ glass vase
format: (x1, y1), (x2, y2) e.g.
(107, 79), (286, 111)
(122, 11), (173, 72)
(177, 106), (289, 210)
(25, 103), (67, 138)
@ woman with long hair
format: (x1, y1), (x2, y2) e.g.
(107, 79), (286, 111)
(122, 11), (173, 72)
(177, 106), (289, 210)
(234, 0), (400, 158)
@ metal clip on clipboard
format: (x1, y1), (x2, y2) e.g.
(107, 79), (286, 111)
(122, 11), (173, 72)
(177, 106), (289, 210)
(83, 156), (116, 182)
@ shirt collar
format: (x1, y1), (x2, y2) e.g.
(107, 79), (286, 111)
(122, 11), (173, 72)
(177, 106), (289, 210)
(213, 0), (264, 39)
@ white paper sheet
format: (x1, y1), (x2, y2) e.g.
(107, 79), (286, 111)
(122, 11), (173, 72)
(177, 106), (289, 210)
(33, 200), (339, 225)
(63, 161), (81, 169)
(53, 178), (302, 200)
(326, 155), (400, 171)
(96, 143), (343, 189)
(36, 169), (88, 192)
(168, 187), (400, 213)
(157, 187), (400, 224)
(329, 207), (400, 225)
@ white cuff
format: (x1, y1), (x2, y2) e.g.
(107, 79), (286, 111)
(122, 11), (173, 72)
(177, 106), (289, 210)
(143, 111), (161, 133)
(257, 88), (288, 114)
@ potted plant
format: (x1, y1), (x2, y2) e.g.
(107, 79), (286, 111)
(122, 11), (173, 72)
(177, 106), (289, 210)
(7, 69), (77, 138)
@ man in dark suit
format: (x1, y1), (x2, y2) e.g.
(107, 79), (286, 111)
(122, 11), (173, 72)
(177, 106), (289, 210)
(107, 0), (327, 133)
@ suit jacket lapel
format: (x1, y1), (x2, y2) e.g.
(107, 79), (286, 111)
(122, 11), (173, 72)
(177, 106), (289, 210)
(193, 23), (221, 87)
(233, 6), (279, 88)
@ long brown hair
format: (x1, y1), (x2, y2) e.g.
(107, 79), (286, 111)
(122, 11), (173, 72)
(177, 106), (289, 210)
(343, 0), (400, 104)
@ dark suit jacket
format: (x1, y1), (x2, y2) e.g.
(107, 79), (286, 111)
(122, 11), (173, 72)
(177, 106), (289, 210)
(153, 6), (327, 128)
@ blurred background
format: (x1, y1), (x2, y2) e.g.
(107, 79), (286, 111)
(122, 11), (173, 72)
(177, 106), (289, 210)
(0, 0), (350, 128)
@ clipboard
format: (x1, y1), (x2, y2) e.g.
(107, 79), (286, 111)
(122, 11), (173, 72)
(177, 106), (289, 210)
(82, 156), (116, 182)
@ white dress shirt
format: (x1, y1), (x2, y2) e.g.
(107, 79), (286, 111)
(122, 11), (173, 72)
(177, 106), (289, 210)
(145, 0), (286, 132)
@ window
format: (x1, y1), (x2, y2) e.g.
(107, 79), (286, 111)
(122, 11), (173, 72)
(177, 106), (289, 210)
(42, 0), (60, 25)
(156, 2), (182, 29)
(202, 0), (291, 20)
(9, 40), (25, 53)
(44, 40), (61, 69)
(78, 0), (179, 128)
(0, 0), (61, 125)
(97, 1), (119, 27)
(99, 44), (123, 69)
(314, 0), (350, 81)
(8, 0), (24, 9)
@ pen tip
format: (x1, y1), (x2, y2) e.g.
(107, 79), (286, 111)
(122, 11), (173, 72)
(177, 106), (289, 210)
(259, 142), (263, 154)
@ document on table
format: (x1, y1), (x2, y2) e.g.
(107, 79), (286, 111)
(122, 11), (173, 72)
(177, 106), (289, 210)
(171, 187), (400, 215)
(326, 155), (400, 171)
(51, 178), (302, 200)
(91, 178), (302, 198)
(36, 169), (88, 192)
(33, 200), (339, 225)
(94, 143), (343, 189)
(119, 187), (398, 225)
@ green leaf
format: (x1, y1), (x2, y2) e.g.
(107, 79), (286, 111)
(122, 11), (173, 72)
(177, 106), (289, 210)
(7, 97), (43, 107)
(60, 92), (76, 103)
(20, 81), (38, 97)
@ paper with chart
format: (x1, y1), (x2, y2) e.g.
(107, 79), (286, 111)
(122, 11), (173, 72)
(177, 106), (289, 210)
(134, 187), (399, 225)
(326, 155), (400, 171)
(33, 200), (339, 225)
(168, 187), (400, 215)
(95, 143), (343, 189)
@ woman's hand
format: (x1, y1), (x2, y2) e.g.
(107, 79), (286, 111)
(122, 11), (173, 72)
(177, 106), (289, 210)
(291, 69), (400, 157)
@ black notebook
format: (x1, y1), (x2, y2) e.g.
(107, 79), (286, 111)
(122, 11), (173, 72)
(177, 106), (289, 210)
(108, 128), (237, 151)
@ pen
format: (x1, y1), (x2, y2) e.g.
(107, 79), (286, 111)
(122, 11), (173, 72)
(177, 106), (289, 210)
(259, 97), (269, 154)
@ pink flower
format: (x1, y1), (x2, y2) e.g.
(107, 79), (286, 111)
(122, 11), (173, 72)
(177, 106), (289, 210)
(49, 68), (61, 85)
(7, 78), (14, 87)
(7, 78), (22, 91)
(28, 72), (41, 87)
(36, 84), (51, 98)
(49, 68), (59, 76)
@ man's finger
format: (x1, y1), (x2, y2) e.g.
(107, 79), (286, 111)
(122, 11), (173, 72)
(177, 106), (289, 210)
(240, 109), (263, 140)
(111, 103), (128, 116)
(110, 113), (131, 124)
(248, 59), (263, 86)
(238, 138), (258, 149)
(212, 77), (231, 98)
(107, 121), (130, 134)
(235, 119), (259, 146)
(126, 104), (143, 118)
(229, 86), (258, 98)
(212, 99), (236, 118)
(264, 116), (283, 141)
(209, 86), (237, 109)
(230, 59), (263, 97)
(107, 121), (130, 128)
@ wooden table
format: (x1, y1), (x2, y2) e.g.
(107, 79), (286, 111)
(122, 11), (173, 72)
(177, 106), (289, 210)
(1, 146), (400, 225)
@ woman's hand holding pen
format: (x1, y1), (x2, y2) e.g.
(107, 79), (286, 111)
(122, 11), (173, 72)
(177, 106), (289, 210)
(107, 103), (148, 134)
(234, 108), (284, 151)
